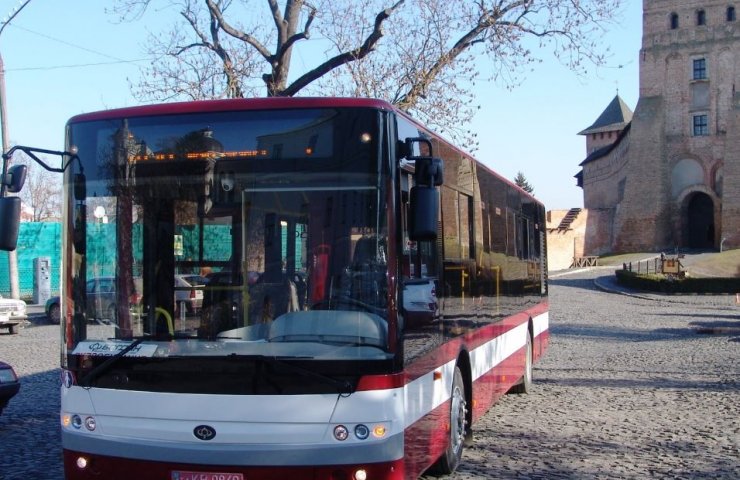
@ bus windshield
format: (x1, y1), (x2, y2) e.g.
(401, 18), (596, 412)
(64, 107), (390, 364)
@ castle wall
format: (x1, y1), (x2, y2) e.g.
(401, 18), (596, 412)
(581, 129), (631, 209)
(546, 209), (613, 271)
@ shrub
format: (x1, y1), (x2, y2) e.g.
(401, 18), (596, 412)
(615, 269), (740, 294)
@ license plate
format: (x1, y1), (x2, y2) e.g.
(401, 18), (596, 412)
(171, 471), (244, 480)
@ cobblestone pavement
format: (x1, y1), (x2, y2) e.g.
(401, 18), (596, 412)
(2, 267), (739, 479)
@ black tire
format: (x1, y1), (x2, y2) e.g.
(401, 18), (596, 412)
(9, 323), (19, 335)
(430, 366), (467, 475)
(510, 331), (533, 394)
(48, 303), (61, 324)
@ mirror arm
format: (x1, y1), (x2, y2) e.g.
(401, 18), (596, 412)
(2, 145), (79, 174)
(1, 145), (81, 197)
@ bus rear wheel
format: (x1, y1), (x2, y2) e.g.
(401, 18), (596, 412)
(429, 366), (467, 475)
(509, 331), (533, 394)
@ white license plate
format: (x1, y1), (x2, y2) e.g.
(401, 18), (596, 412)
(171, 471), (244, 480)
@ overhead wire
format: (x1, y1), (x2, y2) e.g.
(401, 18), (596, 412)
(3, 22), (163, 72)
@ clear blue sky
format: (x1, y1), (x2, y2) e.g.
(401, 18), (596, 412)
(1, 0), (642, 211)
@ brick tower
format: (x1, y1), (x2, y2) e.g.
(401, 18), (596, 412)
(579, 1), (740, 252)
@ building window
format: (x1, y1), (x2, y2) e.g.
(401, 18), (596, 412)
(693, 58), (707, 80)
(670, 12), (679, 29)
(697, 9), (706, 25)
(693, 114), (709, 136)
(728, 6), (737, 21)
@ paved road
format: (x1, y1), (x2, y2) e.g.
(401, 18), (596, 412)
(2, 268), (739, 479)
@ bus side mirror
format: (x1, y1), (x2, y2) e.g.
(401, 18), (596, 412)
(415, 157), (444, 187)
(0, 196), (22, 251)
(4, 164), (27, 193)
(409, 186), (438, 241)
(74, 173), (86, 200)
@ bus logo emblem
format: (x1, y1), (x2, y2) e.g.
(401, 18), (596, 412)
(193, 425), (216, 441)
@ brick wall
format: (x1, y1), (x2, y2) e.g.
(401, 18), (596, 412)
(721, 92), (740, 249)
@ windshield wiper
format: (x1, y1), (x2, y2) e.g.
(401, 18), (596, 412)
(229, 354), (354, 396)
(323, 340), (387, 352)
(78, 338), (147, 387)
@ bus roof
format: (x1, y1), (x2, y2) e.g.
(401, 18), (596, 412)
(67, 97), (395, 124)
(67, 95), (542, 205)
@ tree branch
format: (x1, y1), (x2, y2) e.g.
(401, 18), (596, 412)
(394, 0), (531, 109)
(206, 0), (273, 61)
(278, 2), (316, 60)
(282, 0), (404, 97)
(267, 0), (284, 39)
(173, 42), (210, 55)
(180, 9), (212, 48)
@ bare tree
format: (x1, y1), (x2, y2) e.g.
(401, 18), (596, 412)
(17, 159), (62, 222)
(111, 0), (623, 144)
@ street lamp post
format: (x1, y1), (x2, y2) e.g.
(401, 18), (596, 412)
(0, 0), (33, 299)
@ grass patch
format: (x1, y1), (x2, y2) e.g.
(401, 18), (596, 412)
(686, 249), (740, 278)
(615, 269), (740, 294)
(596, 252), (661, 267)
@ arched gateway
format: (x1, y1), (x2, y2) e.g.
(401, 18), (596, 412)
(686, 192), (715, 249)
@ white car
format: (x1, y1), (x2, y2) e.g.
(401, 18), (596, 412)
(403, 277), (438, 327)
(174, 275), (205, 314)
(0, 295), (28, 335)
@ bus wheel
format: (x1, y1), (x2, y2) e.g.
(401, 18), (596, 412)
(510, 331), (533, 394)
(430, 366), (467, 474)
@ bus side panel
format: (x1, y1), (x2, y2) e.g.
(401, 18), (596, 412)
(401, 306), (548, 476)
(467, 313), (530, 422)
(402, 399), (450, 478)
(469, 343), (529, 423)
(531, 308), (550, 362)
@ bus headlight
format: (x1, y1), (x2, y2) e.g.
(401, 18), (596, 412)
(84, 416), (97, 431)
(354, 424), (370, 440)
(333, 425), (349, 441)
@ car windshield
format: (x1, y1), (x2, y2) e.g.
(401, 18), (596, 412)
(63, 107), (391, 361)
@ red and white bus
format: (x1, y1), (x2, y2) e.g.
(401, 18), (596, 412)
(3, 97), (548, 479)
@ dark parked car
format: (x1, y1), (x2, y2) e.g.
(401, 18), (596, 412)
(45, 295), (61, 324)
(0, 361), (20, 415)
(45, 276), (135, 324)
(45, 275), (204, 323)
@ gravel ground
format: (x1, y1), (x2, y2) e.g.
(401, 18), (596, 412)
(2, 267), (738, 479)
